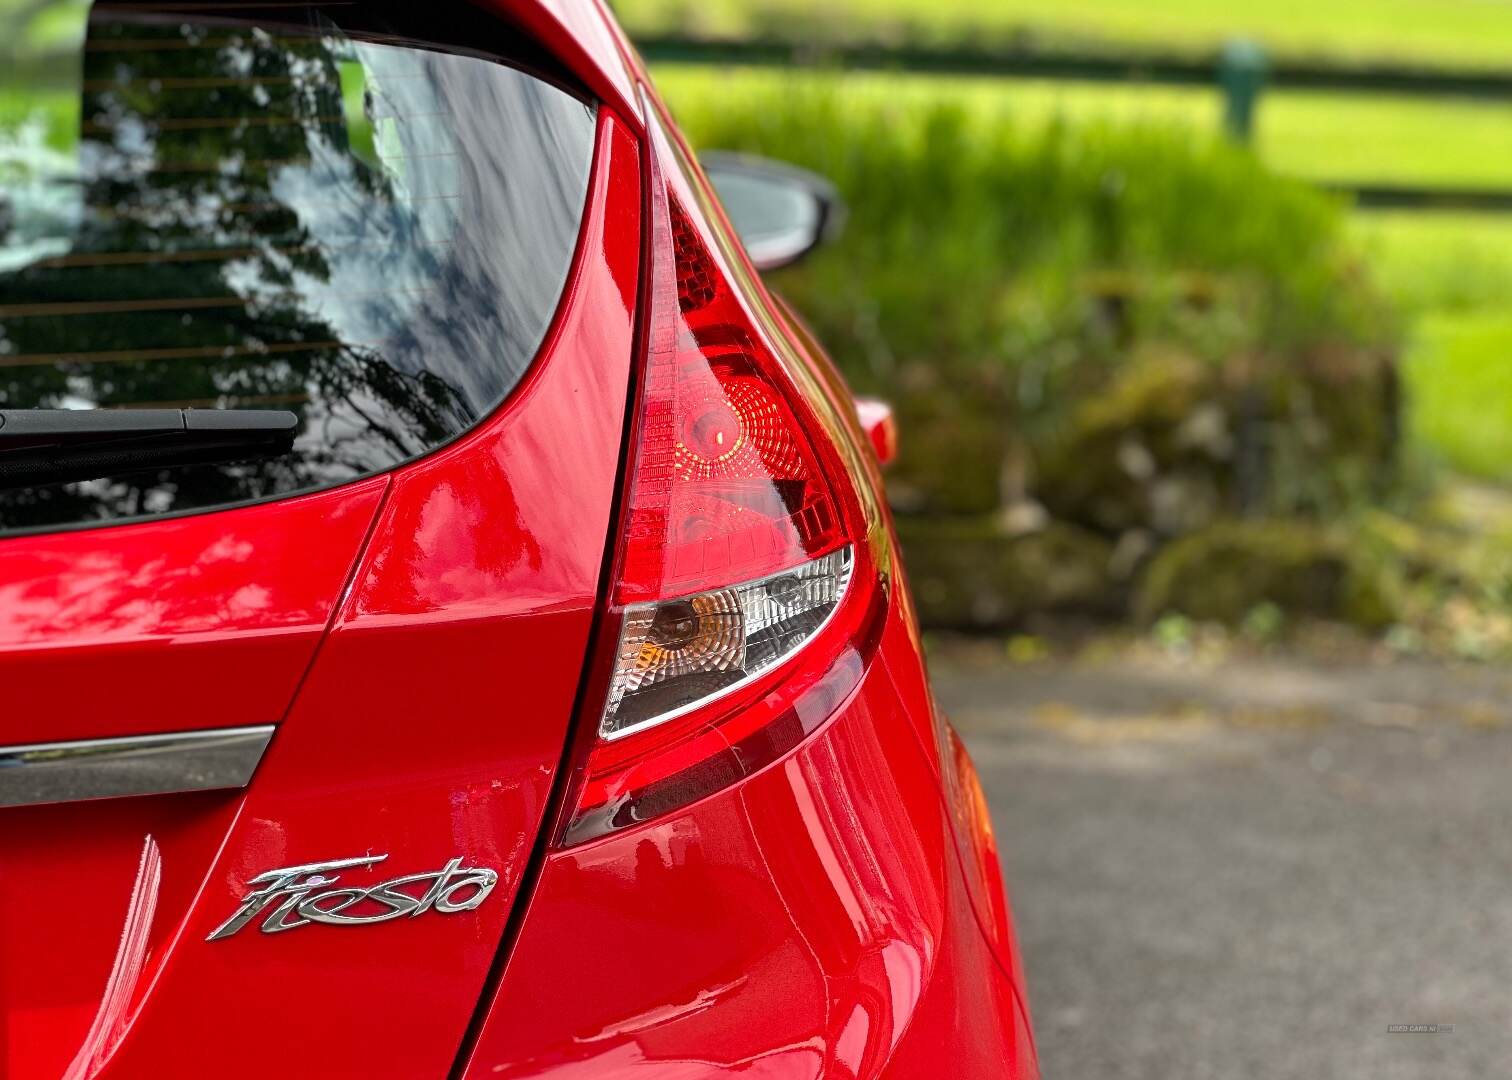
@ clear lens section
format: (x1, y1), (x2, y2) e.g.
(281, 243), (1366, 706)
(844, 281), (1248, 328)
(601, 547), (854, 740)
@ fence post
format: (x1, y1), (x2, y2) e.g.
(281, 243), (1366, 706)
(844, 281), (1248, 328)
(1218, 39), (1268, 142)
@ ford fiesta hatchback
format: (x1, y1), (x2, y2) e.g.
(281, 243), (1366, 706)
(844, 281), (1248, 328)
(0, 0), (1038, 1075)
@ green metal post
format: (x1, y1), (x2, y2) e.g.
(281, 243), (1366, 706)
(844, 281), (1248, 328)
(1218, 39), (1268, 142)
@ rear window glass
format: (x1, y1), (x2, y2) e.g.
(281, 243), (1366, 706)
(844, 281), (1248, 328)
(0, 0), (597, 533)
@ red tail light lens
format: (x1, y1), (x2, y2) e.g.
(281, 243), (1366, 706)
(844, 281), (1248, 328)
(614, 195), (847, 604)
(560, 101), (883, 846)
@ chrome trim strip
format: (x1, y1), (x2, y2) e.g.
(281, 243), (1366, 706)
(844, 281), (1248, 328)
(0, 725), (275, 808)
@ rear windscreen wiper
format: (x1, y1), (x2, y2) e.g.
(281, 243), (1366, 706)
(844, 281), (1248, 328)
(0, 408), (298, 489)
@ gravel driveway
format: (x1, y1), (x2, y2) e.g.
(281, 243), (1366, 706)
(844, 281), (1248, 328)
(933, 642), (1512, 1079)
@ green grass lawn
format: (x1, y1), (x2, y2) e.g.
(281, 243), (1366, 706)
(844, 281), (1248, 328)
(1350, 213), (1512, 479)
(1351, 212), (1512, 315)
(619, 0), (1512, 69)
(1404, 311), (1512, 479)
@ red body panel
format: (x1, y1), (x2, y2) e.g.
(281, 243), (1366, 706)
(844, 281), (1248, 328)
(0, 479), (384, 745)
(459, 603), (1036, 1079)
(2, 109), (641, 1080)
(478, 0), (639, 119)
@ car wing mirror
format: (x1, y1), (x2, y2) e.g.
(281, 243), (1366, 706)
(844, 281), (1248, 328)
(854, 398), (898, 466)
(700, 152), (845, 271)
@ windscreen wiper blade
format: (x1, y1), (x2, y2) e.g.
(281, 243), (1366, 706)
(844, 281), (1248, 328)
(0, 408), (298, 489)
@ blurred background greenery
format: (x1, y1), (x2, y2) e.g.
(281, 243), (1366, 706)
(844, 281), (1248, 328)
(619, 0), (1512, 66)
(616, 0), (1512, 660)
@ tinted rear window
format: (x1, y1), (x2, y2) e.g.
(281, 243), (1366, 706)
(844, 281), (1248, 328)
(0, 0), (597, 533)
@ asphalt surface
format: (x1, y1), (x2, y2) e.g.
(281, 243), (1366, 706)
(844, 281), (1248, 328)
(933, 643), (1512, 1079)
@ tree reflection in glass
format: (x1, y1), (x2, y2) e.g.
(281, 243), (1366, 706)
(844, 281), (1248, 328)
(0, 0), (596, 531)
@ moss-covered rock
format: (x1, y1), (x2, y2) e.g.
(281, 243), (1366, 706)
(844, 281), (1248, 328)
(1035, 337), (1398, 540)
(886, 382), (1008, 515)
(1133, 518), (1398, 628)
(896, 516), (1118, 628)
(1035, 345), (1218, 535)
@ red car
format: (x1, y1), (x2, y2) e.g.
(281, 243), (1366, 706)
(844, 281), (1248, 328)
(0, 0), (1037, 1075)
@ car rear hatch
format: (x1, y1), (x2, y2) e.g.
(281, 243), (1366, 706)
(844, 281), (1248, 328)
(0, 1), (639, 1075)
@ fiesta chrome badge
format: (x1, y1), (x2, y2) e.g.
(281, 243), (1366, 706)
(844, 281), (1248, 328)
(207, 854), (498, 941)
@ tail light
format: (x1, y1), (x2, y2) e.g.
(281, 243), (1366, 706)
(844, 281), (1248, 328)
(559, 99), (886, 846)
